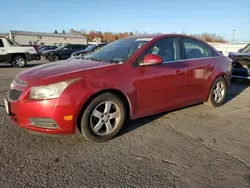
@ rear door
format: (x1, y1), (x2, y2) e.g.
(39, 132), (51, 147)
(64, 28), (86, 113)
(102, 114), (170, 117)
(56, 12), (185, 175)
(180, 37), (215, 103)
(0, 39), (7, 62)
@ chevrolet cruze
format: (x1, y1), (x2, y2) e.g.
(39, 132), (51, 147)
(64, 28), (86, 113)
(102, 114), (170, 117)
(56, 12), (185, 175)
(4, 34), (232, 142)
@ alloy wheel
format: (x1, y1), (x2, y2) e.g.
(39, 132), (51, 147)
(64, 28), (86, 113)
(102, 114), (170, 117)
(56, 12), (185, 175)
(90, 101), (121, 136)
(213, 81), (225, 103)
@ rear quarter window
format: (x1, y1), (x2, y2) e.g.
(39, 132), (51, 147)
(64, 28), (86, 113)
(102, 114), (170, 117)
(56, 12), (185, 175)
(182, 38), (217, 59)
(203, 44), (216, 57)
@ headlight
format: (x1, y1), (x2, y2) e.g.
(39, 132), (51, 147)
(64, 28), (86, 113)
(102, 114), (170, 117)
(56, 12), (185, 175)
(29, 79), (79, 100)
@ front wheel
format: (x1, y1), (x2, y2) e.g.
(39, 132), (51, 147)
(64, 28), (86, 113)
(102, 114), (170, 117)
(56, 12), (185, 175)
(12, 56), (27, 68)
(204, 76), (228, 107)
(80, 93), (126, 142)
(52, 55), (60, 62)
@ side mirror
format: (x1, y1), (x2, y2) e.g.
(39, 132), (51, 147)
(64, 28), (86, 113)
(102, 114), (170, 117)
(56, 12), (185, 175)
(238, 48), (243, 52)
(140, 54), (163, 66)
(63, 47), (68, 51)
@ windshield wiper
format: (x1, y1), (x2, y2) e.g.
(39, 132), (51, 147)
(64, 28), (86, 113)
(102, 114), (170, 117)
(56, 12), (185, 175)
(85, 58), (119, 64)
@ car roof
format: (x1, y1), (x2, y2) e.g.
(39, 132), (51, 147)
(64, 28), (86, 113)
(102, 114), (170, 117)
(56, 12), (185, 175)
(68, 44), (86, 45)
(126, 33), (204, 41)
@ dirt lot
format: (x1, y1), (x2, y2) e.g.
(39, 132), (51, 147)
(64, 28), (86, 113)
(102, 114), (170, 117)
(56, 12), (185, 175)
(0, 61), (249, 188)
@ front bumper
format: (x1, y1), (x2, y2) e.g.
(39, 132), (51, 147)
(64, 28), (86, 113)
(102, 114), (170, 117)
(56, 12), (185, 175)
(5, 97), (77, 135)
(4, 84), (83, 135)
(26, 53), (41, 61)
(232, 66), (250, 80)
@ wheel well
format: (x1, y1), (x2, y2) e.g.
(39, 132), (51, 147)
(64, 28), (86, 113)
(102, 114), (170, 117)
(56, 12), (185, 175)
(10, 53), (26, 62)
(76, 89), (131, 132)
(220, 74), (228, 87)
(206, 74), (227, 101)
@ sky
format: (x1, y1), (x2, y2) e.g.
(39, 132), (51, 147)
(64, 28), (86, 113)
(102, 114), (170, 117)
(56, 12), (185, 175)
(1, 0), (250, 41)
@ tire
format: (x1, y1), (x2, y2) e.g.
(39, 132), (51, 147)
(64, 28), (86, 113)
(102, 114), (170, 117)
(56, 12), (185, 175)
(47, 55), (53, 62)
(53, 55), (60, 62)
(204, 76), (228, 107)
(80, 92), (126, 142)
(11, 56), (27, 68)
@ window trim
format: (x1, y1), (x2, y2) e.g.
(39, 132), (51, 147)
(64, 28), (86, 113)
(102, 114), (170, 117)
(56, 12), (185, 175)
(133, 36), (181, 67)
(0, 39), (4, 48)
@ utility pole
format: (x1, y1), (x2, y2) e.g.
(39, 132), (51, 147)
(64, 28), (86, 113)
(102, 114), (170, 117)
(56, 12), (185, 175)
(181, 28), (185, 34)
(232, 29), (236, 44)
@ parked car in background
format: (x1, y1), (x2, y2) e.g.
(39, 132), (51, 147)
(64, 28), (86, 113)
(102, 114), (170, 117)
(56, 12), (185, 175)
(71, 43), (107, 58)
(38, 45), (57, 54)
(4, 34), (232, 142)
(42, 44), (87, 62)
(0, 37), (40, 67)
(228, 43), (250, 81)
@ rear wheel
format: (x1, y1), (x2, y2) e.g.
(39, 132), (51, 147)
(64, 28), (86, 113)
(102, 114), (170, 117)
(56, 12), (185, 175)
(12, 56), (27, 68)
(80, 93), (126, 142)
(204, 76), (228, 107)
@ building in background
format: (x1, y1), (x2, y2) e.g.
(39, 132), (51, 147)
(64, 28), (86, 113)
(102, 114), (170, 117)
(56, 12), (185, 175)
(9, 30), (87, 46)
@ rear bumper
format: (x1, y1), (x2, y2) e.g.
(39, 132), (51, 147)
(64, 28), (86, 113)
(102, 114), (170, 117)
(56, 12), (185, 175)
(25, 53), (41, 61)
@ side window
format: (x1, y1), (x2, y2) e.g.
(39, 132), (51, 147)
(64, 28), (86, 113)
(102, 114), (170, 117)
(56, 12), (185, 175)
(72, 45), (81, 50)
(0, 39), (4, 47)
(65, 45), (72, 50)
(143, 37), (179, 62)
(182, 38), (214, 59)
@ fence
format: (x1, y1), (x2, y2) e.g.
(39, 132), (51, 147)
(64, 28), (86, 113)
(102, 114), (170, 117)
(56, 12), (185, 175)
(209, 42), (247, 56)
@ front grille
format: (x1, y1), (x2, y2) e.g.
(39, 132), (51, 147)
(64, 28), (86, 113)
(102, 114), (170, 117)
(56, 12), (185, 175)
(29, 118), (59, 129)
(8, 89), (22, 101)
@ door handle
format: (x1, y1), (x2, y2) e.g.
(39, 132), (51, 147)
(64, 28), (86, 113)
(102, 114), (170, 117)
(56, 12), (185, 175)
(206, 64), (213, 69)
(174, 70), (185, 75)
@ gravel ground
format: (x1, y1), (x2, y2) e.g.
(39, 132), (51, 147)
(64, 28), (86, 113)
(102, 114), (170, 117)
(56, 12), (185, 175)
(0, 61), (249, 188)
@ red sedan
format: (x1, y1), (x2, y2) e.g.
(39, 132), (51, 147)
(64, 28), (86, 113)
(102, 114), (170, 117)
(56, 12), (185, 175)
(4, 34), (232, 142)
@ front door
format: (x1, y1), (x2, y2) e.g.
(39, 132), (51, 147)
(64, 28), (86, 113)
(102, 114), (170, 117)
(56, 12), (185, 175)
(60, 45), (73, 59)
(135, 37), (188, 117)
(180, 37), (215, 103)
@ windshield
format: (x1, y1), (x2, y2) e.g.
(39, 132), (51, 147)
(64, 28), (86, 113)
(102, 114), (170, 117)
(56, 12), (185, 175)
(241, 44), (250, 53)
(84, 44), (97, 52)
(83, 38), (149, 63)
(56, 45), (65, 50)
(7, 39), (20, 46)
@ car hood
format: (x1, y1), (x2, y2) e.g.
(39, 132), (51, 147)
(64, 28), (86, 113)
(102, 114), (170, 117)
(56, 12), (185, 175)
(17, 59), (116, 84)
